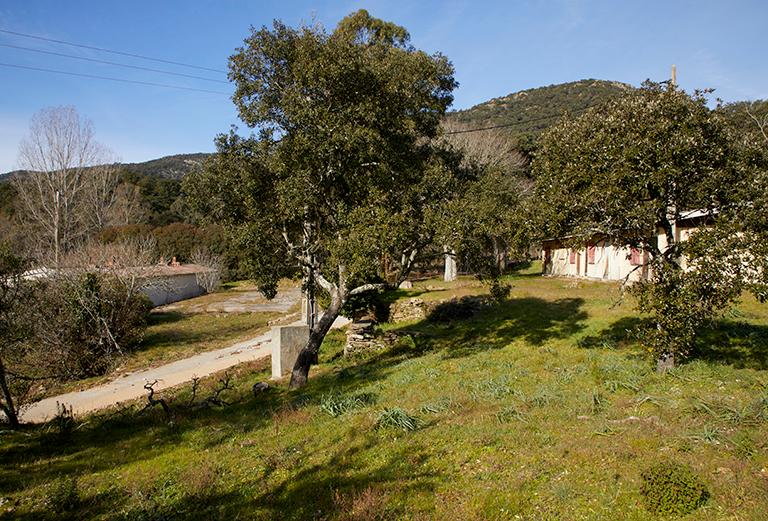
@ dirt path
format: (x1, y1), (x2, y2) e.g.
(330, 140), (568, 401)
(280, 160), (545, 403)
(21, 314), (351, 423)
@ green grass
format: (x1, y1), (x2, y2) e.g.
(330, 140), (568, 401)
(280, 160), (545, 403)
(3, 268), (768, 520)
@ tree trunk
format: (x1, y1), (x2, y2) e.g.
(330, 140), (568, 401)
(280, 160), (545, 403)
(492, 237), (507, 274)
(0, 357), (20, 429)
(444, 248), (457, 282)
(656, 352), (675, 373)
(289, 294), (344, 388)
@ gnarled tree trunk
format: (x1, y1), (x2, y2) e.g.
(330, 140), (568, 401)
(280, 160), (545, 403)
(289, 292), (344, 388)
(0, 357), (20, 429)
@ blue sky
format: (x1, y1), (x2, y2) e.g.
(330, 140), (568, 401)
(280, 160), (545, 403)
(0, 0), (765, 172)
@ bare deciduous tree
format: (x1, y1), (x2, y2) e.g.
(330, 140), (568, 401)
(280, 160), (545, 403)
(441, 120), (527, 172)
(13, 106), (119, 265)
(189, 246), (222, 293)
(746, 104), (768, 145)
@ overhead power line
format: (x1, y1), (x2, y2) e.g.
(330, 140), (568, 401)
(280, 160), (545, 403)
(0, 28), (227, 74)
(0, 62), (230, 95)
(0, 43), (229, 84)
(444, 108), (592, 135)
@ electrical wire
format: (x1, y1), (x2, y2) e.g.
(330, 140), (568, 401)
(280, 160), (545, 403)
(0, 62), (230, 95)
(0, 28), (226, 74)
(444, 107), (592, 134)
(0, 43), (229, 83)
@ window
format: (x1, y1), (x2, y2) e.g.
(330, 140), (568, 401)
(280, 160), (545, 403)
(588, 245), (596, 264)
(569, 250), (576, 264)
(630, 248), (643, 266)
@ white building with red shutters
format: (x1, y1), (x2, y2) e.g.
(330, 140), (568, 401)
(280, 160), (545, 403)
(541, 210), (710, 282)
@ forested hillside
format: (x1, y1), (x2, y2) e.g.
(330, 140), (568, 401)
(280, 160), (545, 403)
(449, 79), (632, 132)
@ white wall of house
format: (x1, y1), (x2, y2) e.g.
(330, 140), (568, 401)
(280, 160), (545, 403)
(542, 218), (709, 282)
(544, 239), (647, 282)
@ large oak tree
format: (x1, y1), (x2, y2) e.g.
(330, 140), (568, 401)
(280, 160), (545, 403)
(532, 82), (768, 368)
(185, 10), (459, 387)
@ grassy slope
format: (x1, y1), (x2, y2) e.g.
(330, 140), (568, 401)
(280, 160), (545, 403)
(2, 266), (768, 520)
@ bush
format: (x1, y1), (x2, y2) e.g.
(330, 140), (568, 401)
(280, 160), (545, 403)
(427, 296), (487, 323)
(47, 477), (79, 513)
(640, 461), (709, 516)
(35, 273), (152, 379)
(488, 280), (511, 302)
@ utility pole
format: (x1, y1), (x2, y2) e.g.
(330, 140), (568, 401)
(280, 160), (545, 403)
(671, 64), (677, 89)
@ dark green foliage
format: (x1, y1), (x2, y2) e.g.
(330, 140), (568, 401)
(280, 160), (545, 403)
(185, 10), (462, 385)
(488, 280), (511, 302)
(0, 243), (33, 427)
(0, 181), (17, 217)
(340, 284), (389, 321)
(639, 461), (709, 516)
(533, 82), (768, 364)
(47, 476), (80, 513)
(119, 171), (183, 226)
(427, 296), (487, 323)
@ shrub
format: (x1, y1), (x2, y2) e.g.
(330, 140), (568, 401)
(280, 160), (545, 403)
(488, 280), (511, 302)
(50, 402), (76, 436)
(35, 273), (152, 379)
(639, 461), (709, 516)
(47, 477), (79, 513)
(427, 296), (487, 323)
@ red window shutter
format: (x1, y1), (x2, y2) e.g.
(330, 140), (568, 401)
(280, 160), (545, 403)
(588, 245), (596, 264)
(630, 248), (643, 266)
(569, 250), (576, 264)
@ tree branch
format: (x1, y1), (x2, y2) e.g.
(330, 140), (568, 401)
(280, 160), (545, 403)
(349, 283), (386, 296)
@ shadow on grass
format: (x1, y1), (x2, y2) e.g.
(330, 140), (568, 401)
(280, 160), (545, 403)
(0, 381), (286, 497)
(147, 310), (185, 326)
(248, 437), (439, 520)
(505, 260), (542, 278)
(409, 296), (588, 360)
(306, 295), (589, 394)
(576, 314), (768, 370)
(694, 320), (768, 370)
(576, 316), (648, 350)
(1, 388), (439, 520)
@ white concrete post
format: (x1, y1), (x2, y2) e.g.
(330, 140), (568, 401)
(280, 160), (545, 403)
(271, 325), (310, 379)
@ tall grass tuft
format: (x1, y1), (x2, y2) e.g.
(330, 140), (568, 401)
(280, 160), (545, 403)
(320, 391), (376, 418)
(375, 408), (422, 431)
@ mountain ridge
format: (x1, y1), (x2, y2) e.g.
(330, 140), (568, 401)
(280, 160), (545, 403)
(0, 152), (211, 181)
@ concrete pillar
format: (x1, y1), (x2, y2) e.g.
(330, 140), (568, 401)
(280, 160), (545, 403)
(271, 325), (310, 379)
